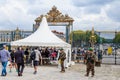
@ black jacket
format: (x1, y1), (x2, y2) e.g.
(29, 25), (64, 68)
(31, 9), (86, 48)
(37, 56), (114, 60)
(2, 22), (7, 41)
(14, 50), (24, 64)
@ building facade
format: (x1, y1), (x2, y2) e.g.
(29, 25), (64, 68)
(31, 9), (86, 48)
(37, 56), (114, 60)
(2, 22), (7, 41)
(0, 27), (65, 44)
(0, 27), (32, 43)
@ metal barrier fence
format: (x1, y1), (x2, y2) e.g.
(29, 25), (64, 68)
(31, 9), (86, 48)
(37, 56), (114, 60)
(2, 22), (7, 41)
(102, 54), (120, 65)
(72, 53), (120, 65)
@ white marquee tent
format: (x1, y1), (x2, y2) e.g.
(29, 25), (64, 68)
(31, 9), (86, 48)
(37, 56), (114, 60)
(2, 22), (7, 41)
(11, 17), (72, 67)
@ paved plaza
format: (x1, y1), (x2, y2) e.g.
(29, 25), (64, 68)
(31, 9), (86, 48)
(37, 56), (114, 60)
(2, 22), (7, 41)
(0, 64), (120, 80)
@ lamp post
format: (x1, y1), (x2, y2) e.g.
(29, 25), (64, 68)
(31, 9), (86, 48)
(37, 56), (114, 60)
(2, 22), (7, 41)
(98, 32), (101, 51)
(71, 23), (74, 48)
(71, 31), (74, 48)
(115, 31), (117, 65)
(7, 33), (8, 42)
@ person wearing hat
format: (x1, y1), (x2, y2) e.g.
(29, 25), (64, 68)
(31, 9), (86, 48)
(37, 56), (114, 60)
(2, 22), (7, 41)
(58, 48), (66, 73)
(84, 47), (96, 77)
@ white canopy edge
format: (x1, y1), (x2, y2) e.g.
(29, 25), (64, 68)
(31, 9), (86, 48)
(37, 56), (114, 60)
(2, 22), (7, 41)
(11, 42), (71, 48)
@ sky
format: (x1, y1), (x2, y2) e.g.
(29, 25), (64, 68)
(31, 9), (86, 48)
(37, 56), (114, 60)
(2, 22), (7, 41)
(0, 0), (120, 33)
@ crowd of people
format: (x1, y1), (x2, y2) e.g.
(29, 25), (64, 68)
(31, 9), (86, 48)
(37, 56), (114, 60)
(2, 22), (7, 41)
(72, 47), (103, 62)
(0, 45), (100, 77)
(0, 45), (67, 77)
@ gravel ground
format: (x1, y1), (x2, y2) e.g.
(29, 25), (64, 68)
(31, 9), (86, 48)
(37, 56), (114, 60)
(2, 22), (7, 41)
(69, 63), (120, 80)
(0, 64), (120, 80)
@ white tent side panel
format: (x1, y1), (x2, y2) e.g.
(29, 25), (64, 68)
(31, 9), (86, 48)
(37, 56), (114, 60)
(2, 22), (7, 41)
(64, 47), (72, 67)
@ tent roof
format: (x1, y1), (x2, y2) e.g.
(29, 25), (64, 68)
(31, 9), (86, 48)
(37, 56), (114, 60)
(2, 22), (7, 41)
(11, 17), (71, 48)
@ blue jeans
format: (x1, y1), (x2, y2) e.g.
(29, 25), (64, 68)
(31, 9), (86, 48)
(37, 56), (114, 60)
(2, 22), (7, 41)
(1, 61), (8, 75)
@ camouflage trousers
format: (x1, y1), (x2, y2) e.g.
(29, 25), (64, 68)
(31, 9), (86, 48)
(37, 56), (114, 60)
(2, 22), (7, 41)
(86, 63), (95, 76)
(61, 60), (65, 72)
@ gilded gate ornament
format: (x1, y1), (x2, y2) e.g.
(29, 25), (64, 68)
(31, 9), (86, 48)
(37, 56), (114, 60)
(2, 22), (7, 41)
(35, 6), (74, 23)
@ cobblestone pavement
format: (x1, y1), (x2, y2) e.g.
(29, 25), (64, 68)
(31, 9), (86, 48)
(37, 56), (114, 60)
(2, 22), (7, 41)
(0, 64), (120, 80)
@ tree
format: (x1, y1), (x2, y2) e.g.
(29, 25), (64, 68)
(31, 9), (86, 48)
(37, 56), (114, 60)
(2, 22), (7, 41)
(70, 30), (86, 47)
(113, 32), (120, 43)
(70, 30), (105, 47)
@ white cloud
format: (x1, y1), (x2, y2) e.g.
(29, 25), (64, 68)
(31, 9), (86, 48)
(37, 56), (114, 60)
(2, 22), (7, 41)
(106, 0), (120, 22)
(0, 0), (34, 30)
(73, 6), (120, 31)
(0, 0), (120, 32)
(72, 0), (113, 7)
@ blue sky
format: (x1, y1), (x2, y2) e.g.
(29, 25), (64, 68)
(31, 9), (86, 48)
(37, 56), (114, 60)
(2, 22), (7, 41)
(0, 0), (120, 32)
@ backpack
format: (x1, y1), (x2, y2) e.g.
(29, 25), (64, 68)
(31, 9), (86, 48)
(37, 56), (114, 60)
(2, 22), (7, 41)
(30, 51), (36, 60)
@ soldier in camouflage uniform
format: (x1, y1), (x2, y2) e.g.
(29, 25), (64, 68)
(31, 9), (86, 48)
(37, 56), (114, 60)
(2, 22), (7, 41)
(58, 48), (66, 73)
(84, 47), (96, 77)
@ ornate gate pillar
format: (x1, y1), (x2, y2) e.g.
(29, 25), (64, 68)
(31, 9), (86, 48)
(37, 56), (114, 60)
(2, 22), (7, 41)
(66, 25), (70, 43)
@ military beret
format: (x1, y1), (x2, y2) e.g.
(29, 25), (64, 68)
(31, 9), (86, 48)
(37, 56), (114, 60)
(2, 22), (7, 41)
(88, 47), (93, 51)
(60, 48), (64, 50)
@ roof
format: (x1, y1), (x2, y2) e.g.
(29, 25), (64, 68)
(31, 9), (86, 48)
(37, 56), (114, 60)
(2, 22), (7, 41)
(11, 17), (71, 48)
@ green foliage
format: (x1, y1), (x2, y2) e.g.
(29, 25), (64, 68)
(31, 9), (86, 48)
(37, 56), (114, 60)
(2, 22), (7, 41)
(73, 30), (86, 41)
(113, 32), (120, 43)
(70, 30), (120, 47)
(70, 30), (87, 47)
(70, 30), (120, 46)
(101, 38), (106, 43)
(70, 30), (98, 47)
